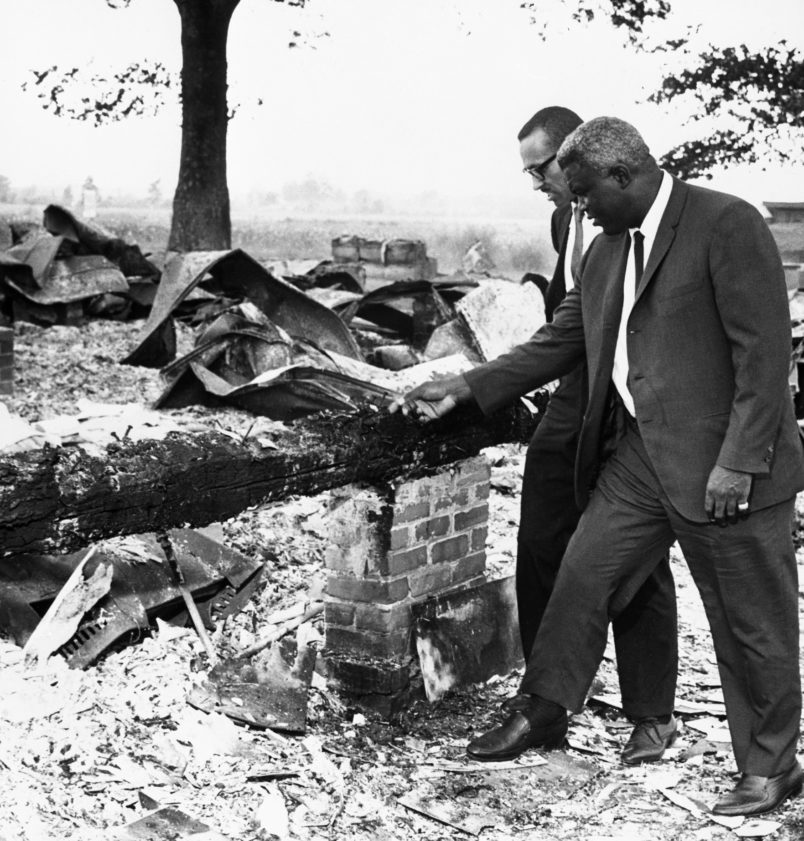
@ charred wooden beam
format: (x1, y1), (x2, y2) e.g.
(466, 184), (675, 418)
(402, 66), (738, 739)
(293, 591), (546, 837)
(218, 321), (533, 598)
(0, 403), (540, 557)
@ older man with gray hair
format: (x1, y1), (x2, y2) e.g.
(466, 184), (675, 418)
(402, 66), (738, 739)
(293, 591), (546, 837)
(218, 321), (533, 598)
(392, 116), (804, 816)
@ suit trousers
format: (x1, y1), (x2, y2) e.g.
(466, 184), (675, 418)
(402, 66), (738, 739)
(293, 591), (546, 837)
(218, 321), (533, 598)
(517, 434), (678, 719)
(521, 421), (801, 776)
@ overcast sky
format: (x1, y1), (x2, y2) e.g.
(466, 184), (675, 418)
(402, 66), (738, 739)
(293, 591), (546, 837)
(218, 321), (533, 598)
(2, 0), (802, 212)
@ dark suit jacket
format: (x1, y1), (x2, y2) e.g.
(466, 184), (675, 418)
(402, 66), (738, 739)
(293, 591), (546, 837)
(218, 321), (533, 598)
(529, 205), (587, 451)
(466, 177), (804, 522)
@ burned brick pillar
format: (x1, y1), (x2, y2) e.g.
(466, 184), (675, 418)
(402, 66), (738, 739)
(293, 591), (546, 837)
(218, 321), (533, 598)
(323, 455), (490, 717)
(0, 326), (13, 397)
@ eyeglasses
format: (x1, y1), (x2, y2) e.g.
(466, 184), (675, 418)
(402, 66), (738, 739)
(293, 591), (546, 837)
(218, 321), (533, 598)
(522, 153), (557, 183)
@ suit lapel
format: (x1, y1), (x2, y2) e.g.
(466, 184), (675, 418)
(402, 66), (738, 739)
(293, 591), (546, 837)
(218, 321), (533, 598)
(585, 233), (630, 404)
(601, 233), (630, 335)
(635, 177), (688, 302)
(546, 204), (573, 320)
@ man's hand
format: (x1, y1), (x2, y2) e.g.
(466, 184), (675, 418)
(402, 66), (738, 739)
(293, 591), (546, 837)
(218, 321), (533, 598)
(388, 375), (473, 423)
(704, 465), (753, 526)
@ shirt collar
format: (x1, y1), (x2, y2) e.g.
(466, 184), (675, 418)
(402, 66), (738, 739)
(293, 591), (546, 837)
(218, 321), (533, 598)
(630, 170), (672, 244)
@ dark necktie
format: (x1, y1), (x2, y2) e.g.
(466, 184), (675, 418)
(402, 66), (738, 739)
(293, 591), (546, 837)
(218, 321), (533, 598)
(633, 230), (645, 293)
(570, 203), (584, 283)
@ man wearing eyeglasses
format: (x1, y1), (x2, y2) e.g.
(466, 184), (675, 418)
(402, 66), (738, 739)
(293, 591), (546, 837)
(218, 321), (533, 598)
(511, 107), (678, 766)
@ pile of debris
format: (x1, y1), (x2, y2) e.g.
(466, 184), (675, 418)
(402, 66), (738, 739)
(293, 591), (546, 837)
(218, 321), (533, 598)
(0, 205), (160, 325)
(119, 241), (546, 421)
(0, 208), (548, 421)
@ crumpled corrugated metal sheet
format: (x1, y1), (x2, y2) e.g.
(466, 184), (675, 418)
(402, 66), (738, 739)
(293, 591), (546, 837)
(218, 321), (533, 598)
(122, 249), (362, 368)
(153, 299), (474, 421)
(6, 255), (128, 305)
(42, 204), (159, 278)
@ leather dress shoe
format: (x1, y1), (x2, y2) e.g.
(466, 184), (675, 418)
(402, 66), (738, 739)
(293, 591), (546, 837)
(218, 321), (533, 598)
(468, 697), (568, 761)
(712, 762), (803, 817)
(621, 715), (678, 766)
(499, 693), (532, 716)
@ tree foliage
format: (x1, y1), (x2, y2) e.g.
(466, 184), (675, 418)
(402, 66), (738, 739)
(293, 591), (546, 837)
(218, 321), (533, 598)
(650, 41), (804, 179)
(23, 0), (314, 128)
(23, 62), (174, 126)
(520, 0), (671, 43)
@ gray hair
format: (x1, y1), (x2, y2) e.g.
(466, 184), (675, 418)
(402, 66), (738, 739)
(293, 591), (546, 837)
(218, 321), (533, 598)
(557, 117), (652, 174)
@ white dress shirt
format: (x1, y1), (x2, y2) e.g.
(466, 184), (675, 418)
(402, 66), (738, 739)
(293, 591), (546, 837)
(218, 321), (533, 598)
(612, 170), (673, 416)
(563, 202), (595, 290)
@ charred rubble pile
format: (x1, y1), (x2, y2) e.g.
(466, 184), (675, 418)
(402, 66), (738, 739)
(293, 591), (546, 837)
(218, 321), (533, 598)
(0, 205), (160, 325)
(118, 234), (546, 421)
(0, 216), (547, 724)
(0, 208), (547, 421)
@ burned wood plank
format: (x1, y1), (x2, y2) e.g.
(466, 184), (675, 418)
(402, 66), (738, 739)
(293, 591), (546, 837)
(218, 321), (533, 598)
(0, 403), (539, 557)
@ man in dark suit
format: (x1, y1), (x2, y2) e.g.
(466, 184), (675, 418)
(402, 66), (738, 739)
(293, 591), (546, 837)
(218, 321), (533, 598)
(513, 107), (679, 766)
(392, 117), (804, 816)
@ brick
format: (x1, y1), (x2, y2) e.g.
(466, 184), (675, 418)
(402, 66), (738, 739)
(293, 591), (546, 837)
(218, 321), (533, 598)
(327, 656), (411, 695)
(384, 545), (427, 576)
(354, 603), (412, 633)
(395, 471), (450, 503)
(327, 574), (409, 604)
(325, 600), (356, 628)
(325, 487), (391, 576)
(0, 382), (12, 396)
(430, 534), (469, 564)
(451, 551), (486, 584)
(414, 515), (450, 542)
(455, 461), (491, 487)
(390, 526), (409, 551)
(454, 504), (489, 532)
(394, 500), (430, 523)
(471, 526), (488, 551)
(473, 482), (491, 501)
(408, 566), (452, 598)
(433, 488), (469, 510)
(0, 341), (12, 355)
(0, 367), (12, 382)
(325, 626), (411, 659)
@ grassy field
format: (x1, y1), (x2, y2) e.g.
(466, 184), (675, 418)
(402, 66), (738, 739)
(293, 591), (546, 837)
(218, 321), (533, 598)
(0, 203), (555, 279)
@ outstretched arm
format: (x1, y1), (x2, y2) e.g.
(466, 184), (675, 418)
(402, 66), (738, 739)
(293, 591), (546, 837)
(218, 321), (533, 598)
(389, 284), (586, 423)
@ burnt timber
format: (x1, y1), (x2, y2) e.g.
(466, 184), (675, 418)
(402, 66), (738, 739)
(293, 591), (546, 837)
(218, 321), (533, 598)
(0, 404), (539, 557)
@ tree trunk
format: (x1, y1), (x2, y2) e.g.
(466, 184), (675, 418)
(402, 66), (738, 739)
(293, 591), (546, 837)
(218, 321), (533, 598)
(168, 0), (240, 252)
